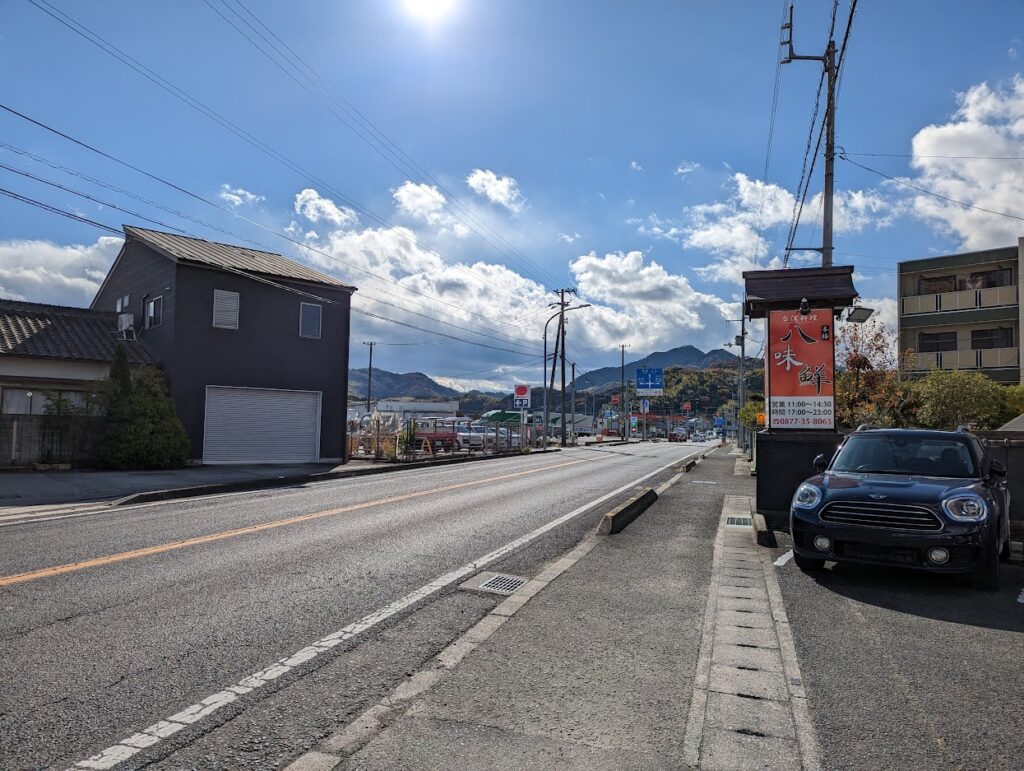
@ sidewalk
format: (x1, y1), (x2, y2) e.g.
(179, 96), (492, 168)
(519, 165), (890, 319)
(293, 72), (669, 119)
(295, 449), (781, 770)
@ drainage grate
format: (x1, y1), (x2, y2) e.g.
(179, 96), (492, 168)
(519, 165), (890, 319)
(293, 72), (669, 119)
(726, 516), (753, 527)
(479, 573), (528, 595)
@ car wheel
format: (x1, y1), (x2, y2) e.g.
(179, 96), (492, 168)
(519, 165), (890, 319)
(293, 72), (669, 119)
(970, 538), (1001, 591)
(793, 553), (826, 572)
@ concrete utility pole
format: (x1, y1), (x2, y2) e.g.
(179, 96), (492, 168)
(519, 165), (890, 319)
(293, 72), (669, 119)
(559, 289), (569, 447)
(619, 344), (629, 442)
(781, 4), (836, 268)
(542, 294), (588, 448)
(362, 341), (375, 413)
(570, 362), (576, 444)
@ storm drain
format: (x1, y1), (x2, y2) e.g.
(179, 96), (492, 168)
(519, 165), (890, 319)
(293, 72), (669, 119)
(478, 573), (528, 596)
(726, 516), (753, 527)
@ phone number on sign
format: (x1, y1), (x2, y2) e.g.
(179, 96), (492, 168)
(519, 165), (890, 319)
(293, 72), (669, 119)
(772, 417), (833, 426)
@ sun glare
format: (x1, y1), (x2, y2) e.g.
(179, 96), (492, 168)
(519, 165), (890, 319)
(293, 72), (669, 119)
(404, 0), (456, 21)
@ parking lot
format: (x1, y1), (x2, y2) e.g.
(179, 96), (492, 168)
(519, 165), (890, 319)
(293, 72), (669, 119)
(771, 534), (1024, 769)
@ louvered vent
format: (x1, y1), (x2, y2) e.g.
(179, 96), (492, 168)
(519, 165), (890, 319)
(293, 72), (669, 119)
(213, 289), (239, 329)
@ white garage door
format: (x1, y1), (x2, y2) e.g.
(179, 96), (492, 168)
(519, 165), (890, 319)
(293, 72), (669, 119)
(203, 386), (321, 464)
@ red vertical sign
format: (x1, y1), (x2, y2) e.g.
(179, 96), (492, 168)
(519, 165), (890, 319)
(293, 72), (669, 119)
(766, 308), (835, 429)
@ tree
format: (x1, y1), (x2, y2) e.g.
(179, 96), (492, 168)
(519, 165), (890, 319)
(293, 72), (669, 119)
(833, 318), (916, 429)
(913, 370), (1008, 430)
(738, 397), (765, 430)
(108, 344), (132, 401)
(96, 365), (189, 469)
(1004, 383), (1024, 418)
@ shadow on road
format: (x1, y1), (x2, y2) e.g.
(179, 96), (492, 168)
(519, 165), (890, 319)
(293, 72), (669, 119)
(807, 559), (1024, 633)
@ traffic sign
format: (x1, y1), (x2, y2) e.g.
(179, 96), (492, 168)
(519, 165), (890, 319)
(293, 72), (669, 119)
(640, 398), (650, 414)
(610, 394), (620, 404)
(636, 367), (664, 396)
(682, 401), (691, 412)
(714, 416), (725, 427)
(512, 383), (531, 408)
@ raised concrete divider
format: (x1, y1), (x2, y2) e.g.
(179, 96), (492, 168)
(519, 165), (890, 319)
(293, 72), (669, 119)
(596, 487), (658, 535)
(115, 450), (562, 507)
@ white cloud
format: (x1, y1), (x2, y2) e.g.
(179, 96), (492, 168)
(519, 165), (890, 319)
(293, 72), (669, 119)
(466, 169), (525, 213)
(218, 184), (265, 208)
(294, 188), (359, 228)
(674, 161), (700, 177)
(392, 181), (469, 237)
(906, 75), (1024, 249)
(629, 160), (643, 172)
(0, 236), (123, 307)
(1009, 39), (1020, 59)
(558, 232), (582, 243)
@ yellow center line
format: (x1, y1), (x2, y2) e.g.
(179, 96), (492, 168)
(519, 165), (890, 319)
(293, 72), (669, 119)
(0, 456), (597, 588)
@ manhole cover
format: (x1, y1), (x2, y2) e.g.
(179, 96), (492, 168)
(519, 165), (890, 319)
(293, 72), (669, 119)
(479, 574), (527, 595)
(726, 516), (753, 527)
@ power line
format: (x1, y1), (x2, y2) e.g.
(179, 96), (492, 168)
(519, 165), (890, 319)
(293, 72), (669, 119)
(838, 152), (1024, 223)
(208, 0), (563, 291)
(24, 0), (549, 317)
(0, 101), (541, 339)
(0, 186), (122, 234)
(841, 151), (1024, 161)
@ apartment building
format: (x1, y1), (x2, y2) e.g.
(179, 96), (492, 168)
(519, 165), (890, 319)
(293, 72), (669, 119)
(898, 238), (1022, 384)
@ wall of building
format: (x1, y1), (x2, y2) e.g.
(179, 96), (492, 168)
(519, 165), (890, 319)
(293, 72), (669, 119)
(169, 262), (351, 461)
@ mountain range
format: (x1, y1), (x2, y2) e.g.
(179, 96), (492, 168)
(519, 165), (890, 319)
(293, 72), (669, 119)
(349, 345), (752, 403)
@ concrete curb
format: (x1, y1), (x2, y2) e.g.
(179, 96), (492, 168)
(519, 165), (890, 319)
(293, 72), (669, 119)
(114, 450), (562, 507)
(752, 512), (779, 548)
(596, 487), (658, 535)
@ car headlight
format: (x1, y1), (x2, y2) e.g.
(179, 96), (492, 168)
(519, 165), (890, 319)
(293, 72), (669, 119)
(792, 483), (822, 510)
(941, 495), (988, 522)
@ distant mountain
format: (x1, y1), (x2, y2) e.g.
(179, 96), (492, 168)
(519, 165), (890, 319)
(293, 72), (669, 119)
(349, 368), (460, 400)
(573, 345), (741, 391)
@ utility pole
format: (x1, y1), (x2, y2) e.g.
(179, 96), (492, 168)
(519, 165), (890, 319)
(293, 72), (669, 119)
(559, 289), (567, 447)
(570, 362), (576, 444)
(781, 4), (836, 267)
(619, 344), (629, 442)
(362, 341), (375, 413)
(738, 315), (747, 451)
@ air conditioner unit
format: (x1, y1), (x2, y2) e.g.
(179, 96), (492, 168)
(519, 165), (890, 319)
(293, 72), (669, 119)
(117, 313), (135, 332)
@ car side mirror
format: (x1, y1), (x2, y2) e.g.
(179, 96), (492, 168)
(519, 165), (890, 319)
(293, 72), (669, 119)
(989, 458), (1007, 478)
(813, 453), (828, 474)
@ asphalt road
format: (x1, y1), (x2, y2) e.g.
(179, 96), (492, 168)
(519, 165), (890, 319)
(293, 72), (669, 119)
(1, 441), (706, 770)
(770, 533), (1024, 770)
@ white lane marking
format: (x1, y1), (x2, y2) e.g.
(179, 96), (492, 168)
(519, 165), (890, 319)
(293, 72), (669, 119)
(2, 452), (585, 529)
(71, 447), (702, 769)
(774, 549), (794, 567)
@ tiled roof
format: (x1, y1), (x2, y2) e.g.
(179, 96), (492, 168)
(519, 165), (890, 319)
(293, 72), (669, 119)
(124, 226), (354, 289)
(0, 300), (152, 365)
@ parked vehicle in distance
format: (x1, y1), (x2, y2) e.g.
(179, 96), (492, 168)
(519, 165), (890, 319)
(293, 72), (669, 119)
(453, 425), (482, 451)
(790, 427), (1010, 590)
(408, 419), (457, 452)
(668, 428), (689, 442)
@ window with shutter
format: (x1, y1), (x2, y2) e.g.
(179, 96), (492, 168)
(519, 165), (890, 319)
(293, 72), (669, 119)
(213, 289), (240, 329)
(299, 302), (322, 339)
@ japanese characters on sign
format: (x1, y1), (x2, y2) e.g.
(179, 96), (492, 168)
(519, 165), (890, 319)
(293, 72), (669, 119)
(766, 308), (835, 430)
(636, 368), (664, 396)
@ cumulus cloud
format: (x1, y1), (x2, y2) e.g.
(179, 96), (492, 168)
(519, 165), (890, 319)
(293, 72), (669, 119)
(218, 184), (265, 208)
(466, 169), (524, 213)
(0, 235), (123, 307)
(294, 188), (358, 228)
(629, 160), (643, 171)
(392, 181), (469, 237)
(906, 75), (1024, 249)
(558, 232), (582, 243)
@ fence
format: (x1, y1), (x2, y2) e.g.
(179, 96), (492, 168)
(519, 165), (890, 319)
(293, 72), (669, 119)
(346, 419), (529, 463)
(0, 414), (103, 468)
(977, 431), (1024, 541)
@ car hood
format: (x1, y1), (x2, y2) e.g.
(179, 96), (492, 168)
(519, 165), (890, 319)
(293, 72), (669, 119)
(805, 471), (986, 506)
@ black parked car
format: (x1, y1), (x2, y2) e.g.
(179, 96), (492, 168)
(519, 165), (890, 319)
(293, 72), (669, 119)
(790, 427), (1010, 590)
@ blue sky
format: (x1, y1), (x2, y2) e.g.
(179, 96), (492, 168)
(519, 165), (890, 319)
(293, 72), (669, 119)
(1, 0), (1023, 390)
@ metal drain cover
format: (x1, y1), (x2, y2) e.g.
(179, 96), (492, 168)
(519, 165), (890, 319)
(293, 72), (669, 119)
(478, 573), (528, 595)
(726, 516), (753, 527)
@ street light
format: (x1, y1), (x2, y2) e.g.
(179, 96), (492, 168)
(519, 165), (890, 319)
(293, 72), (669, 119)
(541, 303), (591, 448)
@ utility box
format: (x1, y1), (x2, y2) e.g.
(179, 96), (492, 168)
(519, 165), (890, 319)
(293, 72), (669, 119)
(755, 430), (842, 530)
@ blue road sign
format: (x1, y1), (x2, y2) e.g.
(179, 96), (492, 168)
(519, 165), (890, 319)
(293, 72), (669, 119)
(714, 416), (725, 427)
(636, 367), (664, 396)
(641, 398), (651, 413)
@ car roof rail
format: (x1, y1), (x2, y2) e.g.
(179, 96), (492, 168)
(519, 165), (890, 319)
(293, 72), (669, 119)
(855, 423), (880, 432)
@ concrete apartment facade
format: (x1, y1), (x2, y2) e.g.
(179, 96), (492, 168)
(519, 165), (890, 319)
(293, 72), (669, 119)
(898, 238), (1023, 384)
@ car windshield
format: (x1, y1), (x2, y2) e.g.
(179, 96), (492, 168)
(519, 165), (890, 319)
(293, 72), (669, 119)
(831, 435), (977, 478)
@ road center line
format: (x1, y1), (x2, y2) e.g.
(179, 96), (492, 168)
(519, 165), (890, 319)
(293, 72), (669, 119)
(70, 447), (703, 770)
(0, 457), (597, 588)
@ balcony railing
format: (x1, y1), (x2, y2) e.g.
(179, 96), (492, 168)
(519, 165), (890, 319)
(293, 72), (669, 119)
(902, 284), (1018, 315)
(908, 347), (1019, 371)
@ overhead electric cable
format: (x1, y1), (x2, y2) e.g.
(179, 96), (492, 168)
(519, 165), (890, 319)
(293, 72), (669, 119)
(841, 151), (1024, 161)
(0, 186), (123, 234)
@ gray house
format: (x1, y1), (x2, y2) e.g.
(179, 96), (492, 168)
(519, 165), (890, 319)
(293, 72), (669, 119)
(91, 226), (355, 464)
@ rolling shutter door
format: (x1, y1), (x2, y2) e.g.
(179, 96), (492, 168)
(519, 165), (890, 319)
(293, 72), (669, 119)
(203, 386), (320, 463)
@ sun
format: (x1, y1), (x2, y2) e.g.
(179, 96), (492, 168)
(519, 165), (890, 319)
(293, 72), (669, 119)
(404, 0), (456, 20)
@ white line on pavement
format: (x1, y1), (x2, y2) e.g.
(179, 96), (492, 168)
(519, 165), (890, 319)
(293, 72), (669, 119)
(774, 549), (794, 567)
(70, 446), (703, 770)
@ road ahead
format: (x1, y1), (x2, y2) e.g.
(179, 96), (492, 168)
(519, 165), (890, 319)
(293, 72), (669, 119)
(2, 442), (705, 770)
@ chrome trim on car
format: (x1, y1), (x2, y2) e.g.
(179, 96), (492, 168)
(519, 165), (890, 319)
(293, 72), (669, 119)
(819, 500), (944, 532)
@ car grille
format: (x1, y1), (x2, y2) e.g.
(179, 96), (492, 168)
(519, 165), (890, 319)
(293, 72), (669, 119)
(820, 501), (943, 531)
